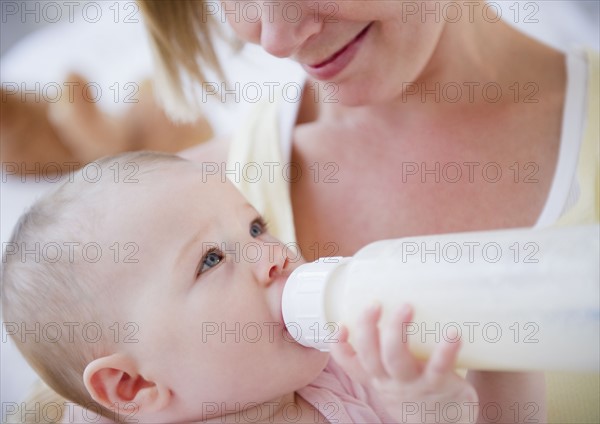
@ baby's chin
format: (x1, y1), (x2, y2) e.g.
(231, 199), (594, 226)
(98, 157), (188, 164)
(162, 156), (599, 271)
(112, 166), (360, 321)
(287, 343), (331, 388)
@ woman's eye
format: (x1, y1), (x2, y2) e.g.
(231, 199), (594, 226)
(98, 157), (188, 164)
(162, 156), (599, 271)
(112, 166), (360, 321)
(249, 218), (267, 238)
(197, 249), (224, 276)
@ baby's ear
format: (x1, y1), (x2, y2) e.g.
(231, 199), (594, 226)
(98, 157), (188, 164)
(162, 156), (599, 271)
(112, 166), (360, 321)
(83, 354), (171, 415)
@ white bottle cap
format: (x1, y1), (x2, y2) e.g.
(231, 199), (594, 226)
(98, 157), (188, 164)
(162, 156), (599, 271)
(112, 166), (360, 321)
(282, 257), (349, 351)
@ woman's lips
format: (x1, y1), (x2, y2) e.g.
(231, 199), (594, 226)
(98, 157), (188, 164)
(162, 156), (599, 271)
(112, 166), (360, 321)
(302, 23), (373, 80)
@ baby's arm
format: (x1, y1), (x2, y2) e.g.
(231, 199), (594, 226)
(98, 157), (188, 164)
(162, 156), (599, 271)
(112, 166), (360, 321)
(330, 304), (478, 424)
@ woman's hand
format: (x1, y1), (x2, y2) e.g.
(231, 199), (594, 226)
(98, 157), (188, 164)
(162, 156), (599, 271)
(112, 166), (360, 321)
(330, 304), (479, 424)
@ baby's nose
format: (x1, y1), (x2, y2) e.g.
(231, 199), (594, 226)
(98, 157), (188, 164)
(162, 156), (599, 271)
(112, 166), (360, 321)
(269, 257), (290, 279)
(254, 242), (290, 286)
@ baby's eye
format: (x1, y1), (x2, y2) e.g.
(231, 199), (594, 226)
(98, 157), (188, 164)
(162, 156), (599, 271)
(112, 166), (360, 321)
(249, 218), (267, 238)
(197, 248), (224, 277)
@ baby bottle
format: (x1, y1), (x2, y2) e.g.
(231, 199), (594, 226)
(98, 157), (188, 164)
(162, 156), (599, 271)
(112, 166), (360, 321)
(281, 225), (600, 371)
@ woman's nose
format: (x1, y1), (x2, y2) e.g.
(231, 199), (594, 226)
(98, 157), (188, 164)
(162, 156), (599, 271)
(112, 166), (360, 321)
(253, 241), (291, 286)
(259, 1), (321, 58)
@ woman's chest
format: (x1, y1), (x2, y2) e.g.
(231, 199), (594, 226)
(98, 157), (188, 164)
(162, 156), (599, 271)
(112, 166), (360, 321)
(289, 118), (560, 260)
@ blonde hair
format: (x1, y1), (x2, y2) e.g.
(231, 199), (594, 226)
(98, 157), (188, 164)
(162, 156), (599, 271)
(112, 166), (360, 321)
(139, 0), (238, 122)
(2, 152), (187, 422)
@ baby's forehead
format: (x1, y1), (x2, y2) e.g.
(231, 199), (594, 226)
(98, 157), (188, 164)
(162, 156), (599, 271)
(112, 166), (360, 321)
(103, 161), (244, 223)
(155, 161), (243, 197)
(89, 160), (248, 263)
(106, 160), (223, 194)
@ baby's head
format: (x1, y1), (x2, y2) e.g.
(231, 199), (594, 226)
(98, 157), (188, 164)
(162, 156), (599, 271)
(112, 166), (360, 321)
(2, 152), (328, 423)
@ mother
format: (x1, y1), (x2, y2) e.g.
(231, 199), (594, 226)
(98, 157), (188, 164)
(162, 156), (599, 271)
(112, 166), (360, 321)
(139, 0), (598, 422)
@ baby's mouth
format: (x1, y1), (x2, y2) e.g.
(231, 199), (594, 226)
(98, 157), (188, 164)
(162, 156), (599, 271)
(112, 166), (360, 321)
(270, 273), (291, 328)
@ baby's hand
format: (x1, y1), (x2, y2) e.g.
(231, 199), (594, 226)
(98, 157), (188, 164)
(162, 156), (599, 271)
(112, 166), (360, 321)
(330, 304), (479, 424)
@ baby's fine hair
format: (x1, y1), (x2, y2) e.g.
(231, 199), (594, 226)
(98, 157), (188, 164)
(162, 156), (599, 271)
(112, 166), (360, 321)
(1, 151), (187, 421)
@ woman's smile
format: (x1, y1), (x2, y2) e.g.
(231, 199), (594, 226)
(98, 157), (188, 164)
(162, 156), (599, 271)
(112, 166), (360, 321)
(302, 22), (373, 80)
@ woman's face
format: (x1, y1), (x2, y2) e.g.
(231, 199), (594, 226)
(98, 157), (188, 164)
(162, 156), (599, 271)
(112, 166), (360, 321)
(221, 0), (448, 105)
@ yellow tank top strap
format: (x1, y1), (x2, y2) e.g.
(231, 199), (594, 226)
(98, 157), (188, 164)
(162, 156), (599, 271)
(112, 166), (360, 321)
(555, 49), (600, 226)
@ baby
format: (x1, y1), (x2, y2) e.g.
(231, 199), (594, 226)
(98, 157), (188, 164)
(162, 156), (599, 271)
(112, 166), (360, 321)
(2, 152), (477, 423)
